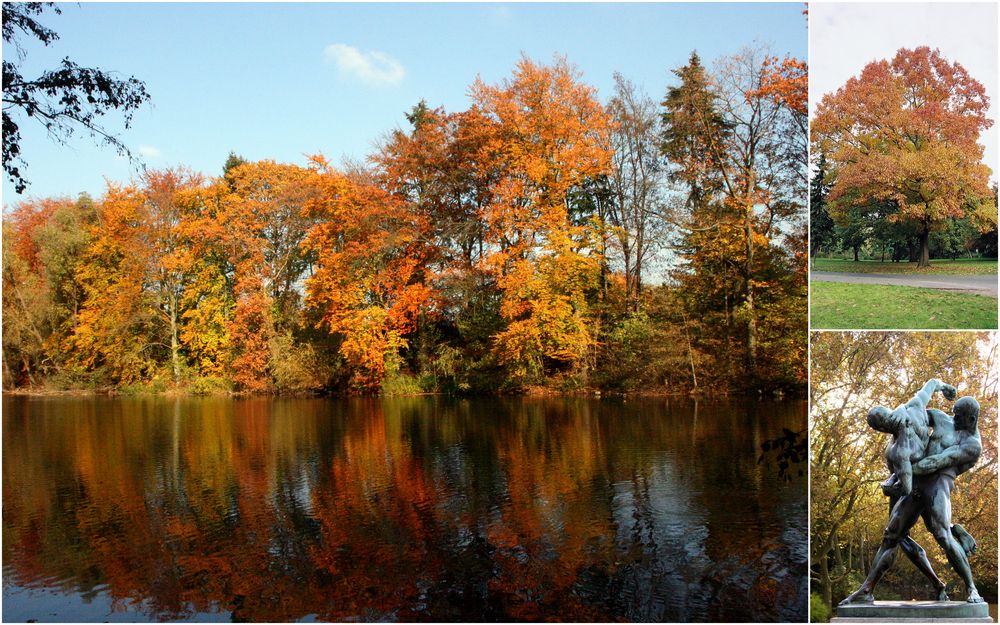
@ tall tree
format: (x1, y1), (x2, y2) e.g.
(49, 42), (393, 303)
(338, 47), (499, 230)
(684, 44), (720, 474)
(810, 153), (835, 264)
(141, 169), (205, 384)
(1, 196), (93, 385)
(470, 56), (613, 383)
(303, 157), (435, 389)
(660, 51), (729, 212)
(605, 73), (668, 310)
(812, 47), (995, 267)
(66, 184), (162, 385)
(216, 160), (319, 391)
(662, 46), (806, 383)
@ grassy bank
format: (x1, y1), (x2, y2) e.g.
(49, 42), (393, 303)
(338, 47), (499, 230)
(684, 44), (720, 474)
(811, 282), (998, 329)
(813, 257), (998, 275)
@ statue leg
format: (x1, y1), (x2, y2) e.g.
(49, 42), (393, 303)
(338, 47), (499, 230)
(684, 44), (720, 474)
(923, 479), (983, 604)
(840, 495), (922, 605)
(899, 535), (948, 601)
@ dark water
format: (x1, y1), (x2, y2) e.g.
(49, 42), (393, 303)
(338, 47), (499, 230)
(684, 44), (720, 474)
(2, 396), (807, 622)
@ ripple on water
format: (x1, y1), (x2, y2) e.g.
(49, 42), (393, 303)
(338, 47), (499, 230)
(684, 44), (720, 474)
(2, 395), (807, 622)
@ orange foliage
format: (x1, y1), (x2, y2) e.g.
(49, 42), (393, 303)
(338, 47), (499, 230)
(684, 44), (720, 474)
(212, 161), (319, 391)
(470, 56), (613, 377)
(812, 47), (995, 264)
(66, 184), (160, 383)
(303, 156), (435, 388)
(753, 55), (807, 116)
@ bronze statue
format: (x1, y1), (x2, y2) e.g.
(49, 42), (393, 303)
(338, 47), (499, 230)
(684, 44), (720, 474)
(840, 379), (984, 605)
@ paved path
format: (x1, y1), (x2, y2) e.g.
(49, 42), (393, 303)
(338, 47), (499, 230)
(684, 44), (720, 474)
(811, 272), (998, 297)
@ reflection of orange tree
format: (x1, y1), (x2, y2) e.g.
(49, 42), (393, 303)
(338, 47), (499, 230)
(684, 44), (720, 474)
(66, 403), (195, 618)
(308, 400), (449, 619)
(166, 398), (326, 621)
(3, 398), (332, 621)
(3, 397), (806, 621)
(486, 403), (616, 620)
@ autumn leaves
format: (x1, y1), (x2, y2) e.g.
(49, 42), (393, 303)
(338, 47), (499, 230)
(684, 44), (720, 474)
(3, 50), (809, 394)
(812, 46), (994, 269)
(310, 58), (616, 388)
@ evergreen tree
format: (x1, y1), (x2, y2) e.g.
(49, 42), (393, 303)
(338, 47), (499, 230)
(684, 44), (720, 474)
(809, 154), (834, 264)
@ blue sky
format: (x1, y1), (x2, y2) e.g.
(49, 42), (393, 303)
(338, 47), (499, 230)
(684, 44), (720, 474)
(2, 2), (806, 203)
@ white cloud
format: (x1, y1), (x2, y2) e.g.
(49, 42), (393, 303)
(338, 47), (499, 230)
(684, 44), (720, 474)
(488, 5), (513, 24)
(137, 145), (161, 158)
(323, 43), (405, 87)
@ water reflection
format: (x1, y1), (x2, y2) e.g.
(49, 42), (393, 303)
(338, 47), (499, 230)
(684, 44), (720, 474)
(3, 396), (806, 622)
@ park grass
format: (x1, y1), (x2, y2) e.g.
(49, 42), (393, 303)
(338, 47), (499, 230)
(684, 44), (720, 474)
(811, 282), (998, 329)
(813, 257), (997, 275)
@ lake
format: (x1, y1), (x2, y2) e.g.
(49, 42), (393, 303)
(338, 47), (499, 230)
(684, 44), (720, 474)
(2, 396), (807, 622)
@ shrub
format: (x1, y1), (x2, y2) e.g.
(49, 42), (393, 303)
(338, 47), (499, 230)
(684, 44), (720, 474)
(810, 593), (830, 623)
(269, 331), (332, 393)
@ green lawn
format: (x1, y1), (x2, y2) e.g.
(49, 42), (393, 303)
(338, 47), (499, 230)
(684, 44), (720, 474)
(813, 257), (998, 275)
(811, 282), (998, 329)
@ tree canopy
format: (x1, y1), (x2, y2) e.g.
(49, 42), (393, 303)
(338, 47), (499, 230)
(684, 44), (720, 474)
(812, 47), (995, 267)
(3, 51), (807, 397)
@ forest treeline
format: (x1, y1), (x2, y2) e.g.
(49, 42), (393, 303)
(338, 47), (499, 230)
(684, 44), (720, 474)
(3, 49), (807, 396)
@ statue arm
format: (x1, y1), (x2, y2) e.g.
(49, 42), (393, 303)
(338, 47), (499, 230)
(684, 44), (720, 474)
(912, 437), (982, 475)
(908, 379), (954, 410)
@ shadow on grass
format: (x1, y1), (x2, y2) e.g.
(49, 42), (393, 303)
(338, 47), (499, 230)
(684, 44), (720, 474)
(812, 258), (998, 276)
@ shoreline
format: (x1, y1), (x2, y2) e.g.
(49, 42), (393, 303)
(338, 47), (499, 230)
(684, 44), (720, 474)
(1, 386), (803, 400)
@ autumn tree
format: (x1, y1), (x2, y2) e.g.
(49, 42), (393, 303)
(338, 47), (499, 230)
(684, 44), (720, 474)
(1, 195), (95, 385)
(470, 56), (613, 383)
(372, 103), (498, 382)
(66, 184), (163, 385)
(176, 181), (234, 381)
(303, 157), (435, 389)
(662, 47), (806, 386)
(375, 102), (492, 271)
(142, 169), (205, 384)
(753, 54), (808, 187)
(216, 160), (320, 391)
(812, 47), (995, 267)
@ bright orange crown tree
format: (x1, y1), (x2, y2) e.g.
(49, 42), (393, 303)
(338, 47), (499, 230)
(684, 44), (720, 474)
(303, 156), (436, 389)
(812, 47), (995, 267)
(470, 56), (613, 382)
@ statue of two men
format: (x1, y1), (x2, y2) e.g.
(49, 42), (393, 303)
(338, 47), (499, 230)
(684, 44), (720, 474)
(841, 378), (984, 605)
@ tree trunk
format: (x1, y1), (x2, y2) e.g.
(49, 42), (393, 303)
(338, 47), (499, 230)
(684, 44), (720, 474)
(745, 201), (756, 382)
(623, 246), (633, 312)
(820, 552), (833, 613)
(918, 223), (931, 268)
(680, 307), (698, 393)
(852, 245), (860, 262)
(634, 266), (643, 313)
(169, 292), (181, 385)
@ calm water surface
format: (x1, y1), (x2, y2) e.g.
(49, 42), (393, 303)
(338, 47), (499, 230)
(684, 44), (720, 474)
(3, 396), (806, 622)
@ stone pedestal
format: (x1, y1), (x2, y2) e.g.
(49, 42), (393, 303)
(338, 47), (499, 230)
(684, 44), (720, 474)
(833, 600), (993, 623)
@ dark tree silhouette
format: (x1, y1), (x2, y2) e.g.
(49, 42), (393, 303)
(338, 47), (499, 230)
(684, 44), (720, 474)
(2, 2), (150, 193)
